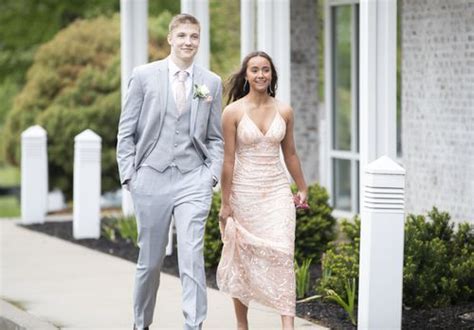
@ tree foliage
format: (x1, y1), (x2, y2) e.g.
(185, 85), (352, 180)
(0, 0), (178, 85)
(2, 13), (171, 198)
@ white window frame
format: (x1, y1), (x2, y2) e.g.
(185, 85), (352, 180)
(324, 0), (360, 217)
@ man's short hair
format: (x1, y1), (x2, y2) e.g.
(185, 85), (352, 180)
(169, 13), (200, 33)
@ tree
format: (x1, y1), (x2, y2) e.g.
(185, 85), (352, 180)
(2, 13), (172, 198)
(0, 0), (179, 164)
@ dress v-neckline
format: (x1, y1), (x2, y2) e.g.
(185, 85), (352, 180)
(244, 111), (279, 137)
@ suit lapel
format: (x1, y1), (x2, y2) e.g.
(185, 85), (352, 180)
(190, 66), (203, 136)
(157, 59), (169, 133)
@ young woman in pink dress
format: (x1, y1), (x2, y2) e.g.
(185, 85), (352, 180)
(217, 51), (308, 330)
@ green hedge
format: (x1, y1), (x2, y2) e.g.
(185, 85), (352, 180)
(403, 207), (474, 307)
(292, 183), (336, 263)
(317, 207), (474, 309)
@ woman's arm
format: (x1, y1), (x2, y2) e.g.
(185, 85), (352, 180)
(280, 105), (308, 201)
(219, 105), (238, 220)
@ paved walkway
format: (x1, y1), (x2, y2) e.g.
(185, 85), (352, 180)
(0, 219), (326, 330)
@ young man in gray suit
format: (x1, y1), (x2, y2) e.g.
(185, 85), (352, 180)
(116, 13), (223, 330)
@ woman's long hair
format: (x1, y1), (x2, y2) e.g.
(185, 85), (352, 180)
(226, 51), (278, 104)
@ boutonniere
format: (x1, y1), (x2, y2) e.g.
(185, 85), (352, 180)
(193, 84), (213, 102)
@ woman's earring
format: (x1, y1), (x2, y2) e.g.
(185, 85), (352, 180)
(243, 79), (249, 92)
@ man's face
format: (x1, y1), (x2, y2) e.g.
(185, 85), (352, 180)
(168, 23), (200, 63)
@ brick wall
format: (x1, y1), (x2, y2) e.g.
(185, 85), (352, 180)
(402, 0), (474, 222)
(290, 0), (321, 183)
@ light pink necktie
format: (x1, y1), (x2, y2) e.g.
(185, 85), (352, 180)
(176, 71), (188, 115)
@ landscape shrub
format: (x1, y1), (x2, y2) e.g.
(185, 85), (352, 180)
(295, 258), (313, 299)
(292, 183), (337, 263)
(317, 208), (474, 309)
(403, 207), (474, 308)
(317, 217), (360, 302)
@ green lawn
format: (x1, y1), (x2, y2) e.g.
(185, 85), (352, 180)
(0, 165), (20, 186)
(0, 166), (21, 218)
(0, 196), (20, 218)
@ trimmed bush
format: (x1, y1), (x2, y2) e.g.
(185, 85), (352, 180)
(403, 207), (474, 308)
(317, 208), (474, 309)
(292, 183), (337, 263)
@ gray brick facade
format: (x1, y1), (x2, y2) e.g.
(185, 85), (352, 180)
(290, 0), (321, 183)
(402, 0), (474, 222)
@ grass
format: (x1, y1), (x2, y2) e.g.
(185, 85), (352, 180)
(0, 165), (20, 186)
(0, 166), (20, 218)
(0, 196), (20, 218)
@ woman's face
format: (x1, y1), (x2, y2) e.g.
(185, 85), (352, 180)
(245, 56), (272, 93)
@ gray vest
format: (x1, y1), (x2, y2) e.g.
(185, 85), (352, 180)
(143, 87), (203, 173)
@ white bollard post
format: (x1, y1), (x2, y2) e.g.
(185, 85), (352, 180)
(73, 129), (102, 239)
(21, 125), (48, 224)
(358, 156), (405, 329)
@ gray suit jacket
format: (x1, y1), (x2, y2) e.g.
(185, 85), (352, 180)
(116, 58), (224, 185)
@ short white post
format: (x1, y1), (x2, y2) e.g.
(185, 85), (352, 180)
(358, 156), (405, 329)
(73, 129), (102, 239)
(21, 125), (48, 224)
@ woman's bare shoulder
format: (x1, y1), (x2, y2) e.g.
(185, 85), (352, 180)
(223, 99), (245, 122)
(274, 99), (294, 121)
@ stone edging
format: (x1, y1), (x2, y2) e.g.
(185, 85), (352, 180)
(0, 299), (58, 330)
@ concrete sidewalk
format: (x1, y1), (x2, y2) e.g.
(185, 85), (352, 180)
(0, 219), (326, 330)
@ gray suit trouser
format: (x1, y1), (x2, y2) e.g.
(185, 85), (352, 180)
(130, 164), (213, 330)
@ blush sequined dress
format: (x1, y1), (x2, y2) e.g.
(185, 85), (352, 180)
(216, 108), (296, 316)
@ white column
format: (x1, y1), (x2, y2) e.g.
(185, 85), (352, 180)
(181, 0), (210, 69)
(73, 129), (102, 239)
(180, 0), (193, 15)
(256, 0), (291, 104)
(241, 0), (256, 61)
(21, 125), (48, 224)
(120, 0), (148, 216)
(256, 0), (273, 55)
(358, 156), (405, 329)
(273, 0), (291, 104)
(359, 0), (397, 211)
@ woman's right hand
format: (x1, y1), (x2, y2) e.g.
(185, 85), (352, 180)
(218, 204), (232, 236)
(219, 204), (232, 223)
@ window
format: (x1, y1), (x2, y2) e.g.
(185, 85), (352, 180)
(325, 0), (359, 214)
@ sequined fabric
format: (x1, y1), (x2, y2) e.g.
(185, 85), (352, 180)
(217, 110), (296, 316)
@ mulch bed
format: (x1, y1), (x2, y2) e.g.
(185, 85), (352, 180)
(22, 220), (474, 329)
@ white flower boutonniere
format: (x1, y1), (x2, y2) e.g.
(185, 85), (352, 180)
(193, 84), (213, 102)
